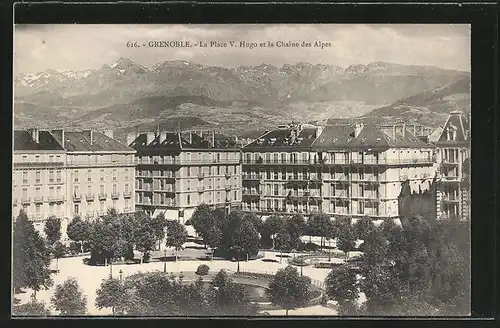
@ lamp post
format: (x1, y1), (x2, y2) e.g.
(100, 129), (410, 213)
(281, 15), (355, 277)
(119, 269), (123, 283)
(163, 249), (167, 273)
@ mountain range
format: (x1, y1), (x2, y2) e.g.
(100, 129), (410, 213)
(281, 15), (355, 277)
(14, 58), (470, 141)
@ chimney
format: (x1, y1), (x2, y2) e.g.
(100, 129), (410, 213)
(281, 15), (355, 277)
(146, 132), (155, 145)
(51, 129), (65, 147)
(83, 129), (94, 145)
(159, 131), (167, 143)
(354, 123), (364, 138)
(103, 130), (113, 139)
(29, 128), (39, 143)
(126, 132), (137, 146)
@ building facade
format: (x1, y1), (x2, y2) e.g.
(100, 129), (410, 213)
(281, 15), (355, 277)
(63, 130), (136, 219)
(13, 129), (68, 236)
(129, 130), (241, 223)
(12, 128), (135, 239)
(432, 111), (471, 221)
(242, 123), (436, 220)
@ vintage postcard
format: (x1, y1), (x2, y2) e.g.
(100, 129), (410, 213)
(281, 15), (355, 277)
(12, 24), (471, 317)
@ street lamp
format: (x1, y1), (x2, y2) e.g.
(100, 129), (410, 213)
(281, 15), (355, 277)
(119, 269), (123, 283)
(163, 249), (167, 273)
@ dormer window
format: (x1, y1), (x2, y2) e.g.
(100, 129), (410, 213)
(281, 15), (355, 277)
(446, 124), (457, 141)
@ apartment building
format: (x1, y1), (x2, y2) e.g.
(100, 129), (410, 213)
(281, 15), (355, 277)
(241, 124), (323, 216)
(13, 129), (68, 236)
(314, 123), (435, 219)
(432, 111), (471, 221)
(241, 123), (436, 220)
(63, 130), (136, 219)
(12, 128), (136, 239)
(129, 130), (241, 223)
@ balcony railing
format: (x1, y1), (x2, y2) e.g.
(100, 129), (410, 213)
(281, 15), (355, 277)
(98, 193), (107, 201)
(123, 192), (132, 198)
(111, 192), (120, 199)
(225, 185), (231, 191)
(441, 176), (460, 182)
(242, 190), (260, 196)
(243, 159), (311, 165)
(34, 196), (44, 203)
(442, 196), (460, 202)
(13, 161), (65, 168)
(225, 173), (231, 179)
(73, 194), (82, 202)
(198, 173), (205, 179)
(86, 194), (95, 201)
(197, 186), (205, 192)
(48, 195), (64, 202)
(442, 158), (460, 165)
(242, 174), (262, 180)
(21, 197), (31, 204)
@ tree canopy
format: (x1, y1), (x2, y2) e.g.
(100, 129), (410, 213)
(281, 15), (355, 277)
(13, 210), (53, 294)
(44, 216), (62, 245)
(51, 278), (87, 315)
(267, 265), (311, 316)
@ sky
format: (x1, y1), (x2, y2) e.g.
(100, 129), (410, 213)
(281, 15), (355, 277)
(14, 24), (471, 74)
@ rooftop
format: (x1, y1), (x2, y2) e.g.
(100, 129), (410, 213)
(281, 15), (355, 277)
(63, 131), (135, 152)
(244, 124), (319, 150)
(13, 130), (65, 151)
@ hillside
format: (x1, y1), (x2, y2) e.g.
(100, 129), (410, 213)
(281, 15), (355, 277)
(363, 76), (471, 127)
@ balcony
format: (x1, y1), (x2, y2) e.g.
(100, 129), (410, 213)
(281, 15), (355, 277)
(86, 194), (95, 201)
(34, 196), (44, 204)
(98, 193), (107, 201)
(225, 173), (231, 179)
(441, 176), (460, 182)
(73, 194), (82, 202)
(225, 185), (231, 191)
(197, 186), (205, 192)
(242, 174), (262, 180)
(123, 192), (132, 198)
(242, 191), (260, 198)
(48, 195), (64, 203)
(442, 158), (459, 165)
(111, 192), (120, 200)
(197, 173), (205, 179)
(442, 196), (460, 202)
(287, 176), (310, 182)
(13, 161), (65, 168)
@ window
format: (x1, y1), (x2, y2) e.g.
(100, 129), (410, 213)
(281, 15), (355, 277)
(216, 153), (220, 163)
(113, 184), (117, 193)
(100, 185), (105, 194)
(36, 204), (41, 215)
(23, 171), (28, 184)
(100, 201), (105, 212)
(187, 195), (191, 205)
(74, 171), (79, 183)
(56, 170), (61, 183)
(56, 186), (62, 196)
(48, 171), (54, 183)
(35, 171), (41, 184)
(49, 186), (54, 196)
(234, 190), (237, 199)
(100, 169), (105, 182)
(22, 187), (28, 198)
(358, 202), (365, 215)
(187, 180), (191, 191)
(217, 166), (220, 175)
(74, 185), (79, 195)
(87, 170), (92, 182)
(125, 183), (129, 193)
(87, 185), (92, 195)
(112, 169), (117, 181)
(274, 185), (279, 196)
(124, 169), (129, 181)
(74, 204), (79, 216)
(112, 199), (117, 209)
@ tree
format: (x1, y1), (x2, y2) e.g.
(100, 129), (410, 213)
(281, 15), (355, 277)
(209, 269), (257, 315)
(274, 227), (292, 255)
(44, 216), (62, 246)
(95, 277), (126, 315)
(243, 212), (263, 233)
(337, 223), (356, 260)
(190, 204), (215, 247)
(286, 214), (307, 248)
(13, 210), (53, 296)
(134, 216), (157, 263)
(195, 264), (210, 277)
(267, 265), (311, 316)
(263, 215), (284, 249)
(52, 241), (67, 271)
(67, 217), (91, 253)
(166, 220), (188, 260)
(231, 219), (260, 258)
(51, 278), (87, 316)
(307, 213), (333, 249)
(325, 266), (359, 315)
(353, 217), (375, 241)
(205, 225), (223, 249)
(12, 300), (51, 316)
(145, 212), (168, 250)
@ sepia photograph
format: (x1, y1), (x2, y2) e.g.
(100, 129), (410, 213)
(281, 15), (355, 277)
(12, 24), (471, 317)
